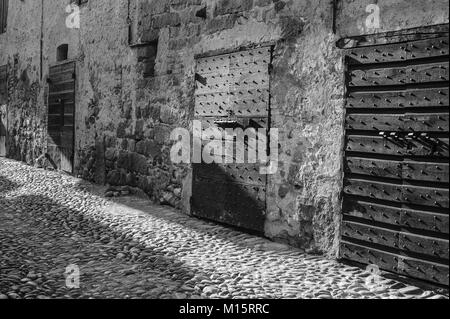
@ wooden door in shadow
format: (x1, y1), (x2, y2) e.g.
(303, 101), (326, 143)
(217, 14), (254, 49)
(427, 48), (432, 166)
(47, 61), (76, 173)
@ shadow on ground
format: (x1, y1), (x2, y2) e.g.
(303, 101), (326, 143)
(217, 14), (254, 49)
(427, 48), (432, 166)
(0, 192), (207, 298)
(0, 175), (19, 194)
(72, 173), (292, 255)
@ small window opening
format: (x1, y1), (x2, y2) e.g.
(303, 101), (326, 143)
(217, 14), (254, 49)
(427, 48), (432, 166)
(138, 40), (158, 78)
(0, 0), (8, 34)
(57, 44), (69, 62)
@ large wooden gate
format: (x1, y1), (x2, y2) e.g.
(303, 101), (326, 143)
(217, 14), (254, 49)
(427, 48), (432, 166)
(47, 61), (76, 173)
(0, 65), (7, 157)
(192, 46), (272, 232)
(340, 35), (449, 286)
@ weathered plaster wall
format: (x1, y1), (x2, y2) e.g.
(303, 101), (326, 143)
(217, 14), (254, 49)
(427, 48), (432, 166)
(123, 0), (345, 255)
(1, 0), (448, 256)
(0, 0), (80, 165)
(266, 1), (344, 254)
(0, 0), (44, 164)
(74, 0), (134, 185)
(337, 0), (449, 37)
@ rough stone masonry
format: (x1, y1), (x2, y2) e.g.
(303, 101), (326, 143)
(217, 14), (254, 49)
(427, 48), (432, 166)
(0, 0), (448, 257)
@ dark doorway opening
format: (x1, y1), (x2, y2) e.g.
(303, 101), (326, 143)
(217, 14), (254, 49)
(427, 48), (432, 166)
(56, 44), (69, 62)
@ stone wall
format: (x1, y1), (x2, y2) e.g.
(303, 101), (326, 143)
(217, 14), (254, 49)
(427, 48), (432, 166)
(0, 1), (44, 164)
(0, 0), (448, 256)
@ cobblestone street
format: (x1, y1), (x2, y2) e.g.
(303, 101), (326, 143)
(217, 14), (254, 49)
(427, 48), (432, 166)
(0, 158), (447, 299)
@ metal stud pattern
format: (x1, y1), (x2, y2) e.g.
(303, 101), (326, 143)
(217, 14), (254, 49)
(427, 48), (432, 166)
(195, 47), (271, 118)
(192, 46), (272, 233)
(341, 35), (449, 286)
(347, 37), (449, 65)
(349, 62), (449, 87)
(347, 88), (449, 109)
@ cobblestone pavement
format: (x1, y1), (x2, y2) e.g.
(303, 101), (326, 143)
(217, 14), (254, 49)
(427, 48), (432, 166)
(0, 158), (447, 299)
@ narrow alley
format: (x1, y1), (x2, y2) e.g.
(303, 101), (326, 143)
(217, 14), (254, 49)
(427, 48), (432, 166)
(0, 158), (446, 299)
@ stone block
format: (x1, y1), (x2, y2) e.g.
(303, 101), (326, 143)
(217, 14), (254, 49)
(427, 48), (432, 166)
(278, 184), (290, 198)
(94, 139), (106, 185)
(142, 104), (161, 121)
(105, 160), (114, 169)
(119, 169), (128, 185)
(140, 0), (169, 15)
(152, 13), (181, 29)
(149, 168), (171, 190)
(254, 0), (273, 7)
(213, 0), (253, 16)
(160, 105), (178, 124)
(136, 175), (153, 194)
(117, 150), (130, 169)
(137, 45), (158, 62)
(206, 14), (239, 33)
(274, 1), (286, 12)
(116, 122), (127, 138)
(135, 120), (145, 140)
(154, 125), (172, 144)
(105, 148), (116, 161)
(121, 139), (128, 150)
(127, 139), (136, 153)
(141, 30), (160, 43)
(136, 139), (160, 157)
(128, 152), (149, 175)
(104, 135), (117, 148)
(266, 208), (281, 222)
(126, 172), (137, 187)
(106, 170), (121, 186)
(170, 0), (203, 10)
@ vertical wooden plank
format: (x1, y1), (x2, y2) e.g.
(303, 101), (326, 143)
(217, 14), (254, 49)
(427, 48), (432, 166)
(46, 145), (61, 169)
(60, 147), (73, 173)
(0, 65), (7, 105)
(0, 104), (6, 157)
(0, 0), (5, 34)
(0, 65), (6, 156)
(47, 61), (76, 172)
(60, 128), (74, 173)
(2, 0), (8, 34)
(342, 34), (450, 286)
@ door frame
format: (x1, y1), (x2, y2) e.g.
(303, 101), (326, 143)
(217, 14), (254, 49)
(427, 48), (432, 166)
(47, 59), (77, 173)
(0, 103), (7, 157)
(0, 64), (7, 157)
(337, 23), (450, 286)
(191, 44), (275, 233)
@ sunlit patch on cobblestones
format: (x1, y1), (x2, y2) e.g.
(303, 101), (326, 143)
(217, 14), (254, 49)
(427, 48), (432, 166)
(0, 158), (447, 299)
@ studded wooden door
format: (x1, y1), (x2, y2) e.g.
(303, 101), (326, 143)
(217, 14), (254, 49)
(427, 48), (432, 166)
(192, 46), (272, 233)
(340, 35), (449, 286)
(0, 65), (7, 157)
(47, 61), (76, 173)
